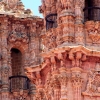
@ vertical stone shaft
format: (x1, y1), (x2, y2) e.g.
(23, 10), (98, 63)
(59, 67), (68, 100)
(30, 84), (36, 100)
(75, 0), (85, 45)
(75, 0), (85, 23)
(54, 89), (60, 100)
(71, 67), (83, 100)
(73, 83), (82, 100)
(60, 85), (67, 100)
(1, 18), (9, 100)
(75, 24), (84, 45)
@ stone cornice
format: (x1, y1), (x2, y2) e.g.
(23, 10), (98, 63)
(41, 45), (100, 58)
(0, 14), (43, 22)
(25, 46), (100, 73)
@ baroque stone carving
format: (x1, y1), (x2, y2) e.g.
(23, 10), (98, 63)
(8, 23), (29, 44)
(83, 63), (100, 97)
(61, 0), (74, 11)
(85, 21), (100, 43)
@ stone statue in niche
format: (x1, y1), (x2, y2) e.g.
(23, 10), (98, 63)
(8, 23), (29, 44)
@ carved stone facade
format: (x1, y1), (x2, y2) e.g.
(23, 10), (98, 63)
(1, 0), (100, 100)
(25, 0), (100, 100)
(0, 0), (43, 100)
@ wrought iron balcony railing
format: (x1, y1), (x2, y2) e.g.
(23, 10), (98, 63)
(9, 75), (30, 92)
(84, 7), (100, 21)
(45, 13), (57, 30)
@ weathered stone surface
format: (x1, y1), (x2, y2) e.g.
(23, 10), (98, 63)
(0, 0), (43, 100)
(1, 0), (100, 100)
(26, 0), (100, 100)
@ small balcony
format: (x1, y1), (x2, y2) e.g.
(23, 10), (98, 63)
(9, 75), (30, 93)
(45, 13), (57, 30)
(84, 7), (100, 22)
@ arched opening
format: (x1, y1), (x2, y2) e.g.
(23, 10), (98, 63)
(84, 0), (100, 21)
(45, 13), (57, 30)
(10, 48), (30, 92)
(11, 48), (23, 76)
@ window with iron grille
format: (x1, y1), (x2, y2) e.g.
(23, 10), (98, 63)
(84, 0), (100, 21)
(45, 14), (57, 30)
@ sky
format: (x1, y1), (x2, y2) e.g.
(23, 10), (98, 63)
(21, 0), (43, 18)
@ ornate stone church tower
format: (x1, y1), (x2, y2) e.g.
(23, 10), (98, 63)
(25, 0), (100, 100)
(0, 0), (43, 100)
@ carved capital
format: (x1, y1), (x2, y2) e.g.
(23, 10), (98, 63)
(71, 67), (83, 87)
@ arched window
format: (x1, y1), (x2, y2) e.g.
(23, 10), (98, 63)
(84, 0), (100, 21)
(11, 48), (23, 76)
(45, 13), (57, 30)
(10, 48), (30, 92)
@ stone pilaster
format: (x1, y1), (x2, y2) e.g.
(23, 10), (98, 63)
(51, 71), (60, 100)
(75, 24), (85, 45)
(24, 50), (30, 68)
(30, 83), (36, 100)
(59, 67), (68, 100)
(29, 23), (41, 66)
(75, 0), (85, 45)
(1, 18), (9, 100)
(71, 67), (83, 100)
(75, 0), (85, 23)
(52, 79), (60, 100)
